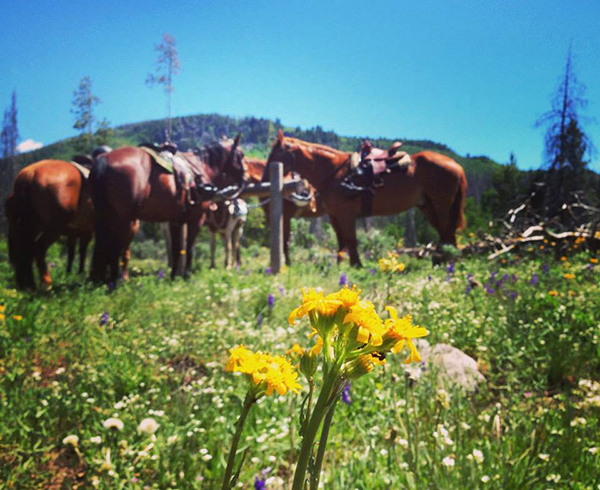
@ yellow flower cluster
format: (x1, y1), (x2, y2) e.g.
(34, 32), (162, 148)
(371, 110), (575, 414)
(289, 285), (428, 369)
(378, 252), (406, 273)
(226, 345), (301, 396)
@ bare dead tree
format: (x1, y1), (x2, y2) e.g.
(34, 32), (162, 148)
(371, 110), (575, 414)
(146, 33), (181, 141)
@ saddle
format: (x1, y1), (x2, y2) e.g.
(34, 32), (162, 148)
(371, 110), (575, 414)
(339, 141), (412, 216)
(139, 142), (199, 207)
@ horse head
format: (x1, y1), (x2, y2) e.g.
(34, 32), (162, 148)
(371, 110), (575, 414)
(194, 134), (247, 200)
(266, 129), (297, 175)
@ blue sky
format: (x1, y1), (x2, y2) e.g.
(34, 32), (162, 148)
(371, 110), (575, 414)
(1, 0), (599, 170)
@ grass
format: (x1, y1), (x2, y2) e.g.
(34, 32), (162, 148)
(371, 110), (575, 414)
(0, 236), (599, 489)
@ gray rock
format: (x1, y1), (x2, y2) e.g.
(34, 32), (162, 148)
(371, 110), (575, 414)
(403, 340), (486, 392)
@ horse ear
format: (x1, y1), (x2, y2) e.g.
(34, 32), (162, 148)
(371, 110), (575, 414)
(233, 133), (241, 149)
(277, 129), (285, 144)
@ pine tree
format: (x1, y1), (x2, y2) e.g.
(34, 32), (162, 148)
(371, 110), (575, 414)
(71, 76), (100, 150)
(146, 33), (181, 142)
(535, 48), (594, 216)
(1, 91), (19, 177)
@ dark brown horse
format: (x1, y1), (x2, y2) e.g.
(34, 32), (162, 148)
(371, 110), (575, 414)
(246, 157), (323, 265)
(5, 160), (96, 289)
(266, 130), (467, 266)
(90, 137), (246, 282)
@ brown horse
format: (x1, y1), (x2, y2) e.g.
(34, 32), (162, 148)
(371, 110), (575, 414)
(90, 137), (246, 282)
(266, 130), (467, 266)
(245, 157), (323, 265)
(5, 160), (96, 289)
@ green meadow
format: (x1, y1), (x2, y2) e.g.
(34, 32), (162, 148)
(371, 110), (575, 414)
(0, 230), (599, 489)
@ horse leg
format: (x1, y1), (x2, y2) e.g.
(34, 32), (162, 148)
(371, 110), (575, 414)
(91, 213), (110, 283)
(329, 216), (346, 264)
(34, 230), (60, 288)
(224, 230), (232, 269)
(209, 231), (217, 269)
(78, 233), (92, 275)
(335, 216), (362, 267)
(184, 220), (200, 278)
(169, 222), (184, 279)
(283, 212), (292, 266)
(66, 234), (77, 274)
(234, 221), (244, 266)
(15, 236), (36, 290)
(120, 221), (139, 281)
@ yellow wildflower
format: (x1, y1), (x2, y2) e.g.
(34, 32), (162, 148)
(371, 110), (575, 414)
(286, 343), (305, 358)
(0, 314), (4, 321)
(549, 290), (559, 297)
(226, 345), (301, 396)
(383, 306), (429, 363)
(561, 256), (567, 261)
(13, 315), (22, 321)
(288, 288), (342, 325)
(343, 301), (385, 346)
(327, 284), (361, 308)
(564, 273), (576, 280)
(590, 258), (598, 264)
(0, 305), (4, 312)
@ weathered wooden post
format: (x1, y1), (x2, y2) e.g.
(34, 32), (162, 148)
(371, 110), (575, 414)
(270, 161), (284, 274)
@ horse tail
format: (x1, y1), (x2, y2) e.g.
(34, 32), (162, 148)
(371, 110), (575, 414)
(90, 153), (109, 281)
(451, 168), (468, 232)
(5, 180), (36, 288)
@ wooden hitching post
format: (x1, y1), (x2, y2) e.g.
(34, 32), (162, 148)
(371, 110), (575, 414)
(269, 161), (284, 274)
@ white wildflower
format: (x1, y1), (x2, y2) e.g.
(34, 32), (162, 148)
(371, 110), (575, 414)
(137, 417), (159, 435)
(103, 418), (124, 431)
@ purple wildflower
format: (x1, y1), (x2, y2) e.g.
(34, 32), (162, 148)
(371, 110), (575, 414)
(48, 262), (56, 269)
(465, 282), (473, 295)
(542, 263), (550, 274)
(446, 261), (455, 275)
(254, 476), (266, 490)
(339, 273), (347, 286)
(530, 273), (539, 286)
(265, 267), (272, 275)
(427, 275), (432, 282)
(370, 268), (376, 275)
(341, 382), (352, 405)
(507, 290), (519, 300)
(157, 269), (165, 280)
(99, 311), (109, 326)
(278, 286), (285, 296)
(511, 274), (518, 282)
(484, 282), (495, 295)
(107, 281), (115, 292)
(268, 294), (275, 309)
(445, 274), (452, 282)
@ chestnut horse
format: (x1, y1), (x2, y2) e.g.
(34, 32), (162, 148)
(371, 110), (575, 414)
(266, 130), (467, 266)
(245, 157), (323, 265)
(90, 137), (246, 282)
(5, 160), (96, 289)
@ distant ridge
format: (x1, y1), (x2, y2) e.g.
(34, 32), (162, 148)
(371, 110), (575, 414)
(1, 113), (503, 201)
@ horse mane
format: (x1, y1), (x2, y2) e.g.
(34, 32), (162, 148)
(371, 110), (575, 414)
(193, 141), (230, 168)
(282, 137), (349, 161)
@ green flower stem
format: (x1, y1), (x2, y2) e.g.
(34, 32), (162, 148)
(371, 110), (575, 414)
(310, 397), (339, 490)
(221, 390), (256, 490)
(292, 367), (340, 490)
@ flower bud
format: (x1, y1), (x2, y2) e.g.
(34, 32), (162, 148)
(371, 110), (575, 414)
(345, 355), (374, 380)
(300, 350), (318, 378)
